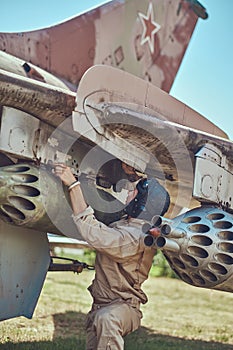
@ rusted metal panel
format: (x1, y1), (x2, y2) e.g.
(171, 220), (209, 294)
(48, 9), (98, 85)
(0, 31), (50, 71)
(0, 69), (76, 127)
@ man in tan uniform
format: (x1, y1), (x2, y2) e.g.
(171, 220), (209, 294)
(54, 163), (170, 350)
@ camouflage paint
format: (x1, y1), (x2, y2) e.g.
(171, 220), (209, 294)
(0, 0), (202, 92)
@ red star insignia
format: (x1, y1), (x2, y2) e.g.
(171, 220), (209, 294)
(138, 2), (161, 54)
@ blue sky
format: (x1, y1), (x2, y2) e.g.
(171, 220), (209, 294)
(1, 0), (233, 139)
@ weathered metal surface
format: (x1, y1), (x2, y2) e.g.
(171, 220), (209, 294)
(194, 144), (233, 211)
(0, 221), (50, 320)
(0, 69), (76, 128)
(0, 66), (232, 221)
(0, 106), (87, 166)
(0, 0), (203, 92)
(0, 51), (70, 89)
(144, 206), (233, 293)
(74, 65), (227, 138)
(72, 65), (233, 217)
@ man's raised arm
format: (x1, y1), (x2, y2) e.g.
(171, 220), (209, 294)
(53, 163), (87, 215)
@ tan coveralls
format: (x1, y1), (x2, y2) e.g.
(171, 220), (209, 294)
(73, 206), (156, 350)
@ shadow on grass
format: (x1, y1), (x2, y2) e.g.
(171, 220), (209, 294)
(53, 310), (86, 339)
(125, 327), (233, 350)
(1, 311), (233, 350)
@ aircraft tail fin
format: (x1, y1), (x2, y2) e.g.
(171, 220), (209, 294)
(0, 0), (207, 92)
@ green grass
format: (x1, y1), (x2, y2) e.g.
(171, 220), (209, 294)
(0, 270), (233, 350)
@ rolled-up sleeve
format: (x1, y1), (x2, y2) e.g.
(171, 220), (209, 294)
(72, 206), (95, 220)
(72, 206), (141, 260)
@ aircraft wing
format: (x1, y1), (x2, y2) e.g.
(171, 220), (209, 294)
(72, 65), (231, 216)
(71, 65), (233, 294)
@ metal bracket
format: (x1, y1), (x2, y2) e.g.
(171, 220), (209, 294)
(48, 256), (94, 273)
